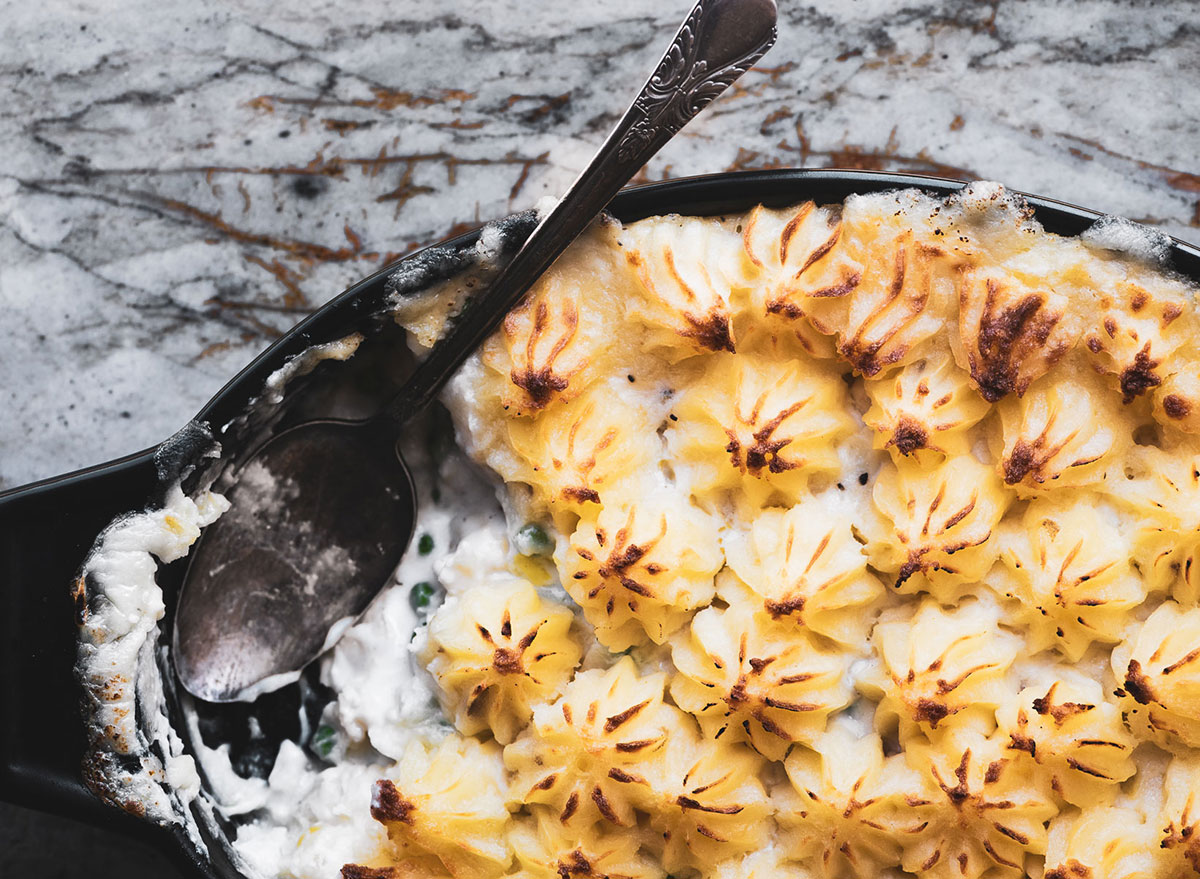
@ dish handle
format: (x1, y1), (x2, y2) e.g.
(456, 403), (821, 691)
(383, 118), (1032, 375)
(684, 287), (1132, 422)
(0, 449), (160, 824)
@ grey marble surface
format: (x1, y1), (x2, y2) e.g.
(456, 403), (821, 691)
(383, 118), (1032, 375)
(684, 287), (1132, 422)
(2, 0), (1198, 875)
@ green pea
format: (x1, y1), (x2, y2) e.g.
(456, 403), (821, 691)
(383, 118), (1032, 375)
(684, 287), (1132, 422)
(417, 533), (434, 555)
(516, 522), (553, 556)
(410, 581), (437, 611)
(312, 725), (336, 758)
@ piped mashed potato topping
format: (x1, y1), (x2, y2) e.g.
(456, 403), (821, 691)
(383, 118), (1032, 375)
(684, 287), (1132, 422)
(193, 183), (1200, 879)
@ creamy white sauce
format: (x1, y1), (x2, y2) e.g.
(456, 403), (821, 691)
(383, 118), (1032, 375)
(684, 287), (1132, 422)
(77, 485), (229, 825)
(229, 742), (392, 879)
(1081, 214), (1173, 266)
(263, 333), (364, 405)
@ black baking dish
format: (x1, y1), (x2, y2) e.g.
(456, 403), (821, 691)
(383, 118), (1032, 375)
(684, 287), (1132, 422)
(3, 169), (1199, 879)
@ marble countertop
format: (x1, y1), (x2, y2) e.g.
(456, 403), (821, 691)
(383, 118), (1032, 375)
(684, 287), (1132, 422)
(2, 0), (1197, 874)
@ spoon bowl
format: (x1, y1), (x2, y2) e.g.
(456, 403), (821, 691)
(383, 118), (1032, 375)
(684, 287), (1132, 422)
(173, 421), (416, 702)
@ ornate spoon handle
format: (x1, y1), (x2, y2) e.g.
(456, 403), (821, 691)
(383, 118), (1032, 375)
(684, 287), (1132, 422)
(388, 0), (777, 420)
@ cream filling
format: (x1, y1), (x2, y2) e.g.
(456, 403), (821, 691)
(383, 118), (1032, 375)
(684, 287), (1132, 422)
(77, 484), (229, 826)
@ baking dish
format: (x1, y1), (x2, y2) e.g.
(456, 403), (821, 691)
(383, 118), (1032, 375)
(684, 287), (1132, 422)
(3, 168), (1199, 879)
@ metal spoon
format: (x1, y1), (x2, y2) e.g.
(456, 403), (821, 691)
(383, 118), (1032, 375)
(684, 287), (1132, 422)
(174, 0), (778, 703)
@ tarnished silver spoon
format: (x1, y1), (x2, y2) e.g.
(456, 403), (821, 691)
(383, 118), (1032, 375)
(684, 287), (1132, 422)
(174, 0), (778, 702)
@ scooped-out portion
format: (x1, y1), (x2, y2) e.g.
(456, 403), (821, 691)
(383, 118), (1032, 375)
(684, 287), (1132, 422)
(192, 183), (1200, 879)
